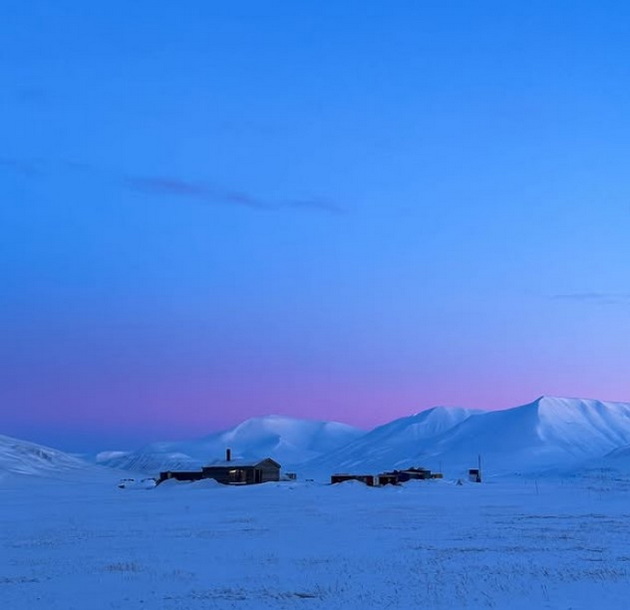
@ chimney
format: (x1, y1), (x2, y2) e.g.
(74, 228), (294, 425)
(226, 448), (231, 462)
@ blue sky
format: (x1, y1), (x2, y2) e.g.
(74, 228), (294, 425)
(2, 1), (630, 450)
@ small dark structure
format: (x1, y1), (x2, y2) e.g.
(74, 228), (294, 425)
(157, 449), (281, 486)
(331, 474), (375, 486)
(469, 455), (483, 482)
(376, 473), (398, 486)
(468, 468), (482, 483)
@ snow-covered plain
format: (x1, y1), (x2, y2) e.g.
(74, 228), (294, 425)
(6, 397), (630, 609)
(2, 470), (630, 610)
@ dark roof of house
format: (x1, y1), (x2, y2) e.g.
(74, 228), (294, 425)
(158, 469), (203, 476)
(203, 457), (281, 469)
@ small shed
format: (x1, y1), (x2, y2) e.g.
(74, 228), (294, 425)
(468, 468), (482, 483)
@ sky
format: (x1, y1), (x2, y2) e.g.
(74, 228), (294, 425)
(2, 1), (630, 451)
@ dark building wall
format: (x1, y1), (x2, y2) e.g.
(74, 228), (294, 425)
(257, 460), (281, 482)
(384, 469), (433, 482)
(377, 474), (398, 486)
(201, 460), (280, 485)
(331, 474), (375, 486)
(158, 470), (204, 484)
(200, 467), (233, 484)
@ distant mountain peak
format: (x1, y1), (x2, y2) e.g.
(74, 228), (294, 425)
(412, 405), (481, 417)
(98, 415), (365, 474)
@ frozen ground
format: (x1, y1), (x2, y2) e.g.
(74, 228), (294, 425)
(1, 473), (630, 609)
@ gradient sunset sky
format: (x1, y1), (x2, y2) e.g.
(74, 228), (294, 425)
(2, 1), (630, 450)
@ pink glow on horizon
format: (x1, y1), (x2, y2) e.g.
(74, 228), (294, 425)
(5, 365), (630, 444)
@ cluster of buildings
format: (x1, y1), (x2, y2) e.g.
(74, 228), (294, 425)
(330, 467), (443, 487)
(154, 449), (482, 488)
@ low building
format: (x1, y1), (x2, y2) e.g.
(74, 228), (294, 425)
(331, 474), (375, 486)
(202, 458), (281, 485)
(388, 467), (433, 482)
(381, 467), (442, 483)
(157, 470), (204, 484)
(331, 467), (444, 487)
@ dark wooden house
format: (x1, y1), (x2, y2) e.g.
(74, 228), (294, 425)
(201, 458), (281, 485)
(156, 449), (281, 486)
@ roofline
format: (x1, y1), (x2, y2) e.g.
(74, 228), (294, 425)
(202, 457), (281, 468)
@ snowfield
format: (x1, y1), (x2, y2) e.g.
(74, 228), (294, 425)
(5, 397), (630, 609)
(2, 472), (630, 609)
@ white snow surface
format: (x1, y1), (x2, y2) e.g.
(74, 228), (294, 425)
(2, 470), (630, 609)
(6, 396), (630, 607)
(99, 415), (364, 474)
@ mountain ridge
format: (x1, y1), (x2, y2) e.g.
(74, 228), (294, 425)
(0, 434), (93, 480)
(7, 395), (630, 479)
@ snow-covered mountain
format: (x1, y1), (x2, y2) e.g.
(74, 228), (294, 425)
(306, 396), (630, 477)
(425, 396), (630, 475)
(306, 406), (480, 474)
(0, 434), (89, 477)
(98, 415), (365, 474)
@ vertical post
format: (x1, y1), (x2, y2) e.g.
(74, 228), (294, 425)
(226, 448), (231, 462)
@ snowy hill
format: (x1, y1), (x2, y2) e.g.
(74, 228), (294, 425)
(423, 396), (630, 475)
(306, 406), (479, 474)
(0, 434), (89, 478)
(99, 415), (365, 474)
(307, 396), (630, 478)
